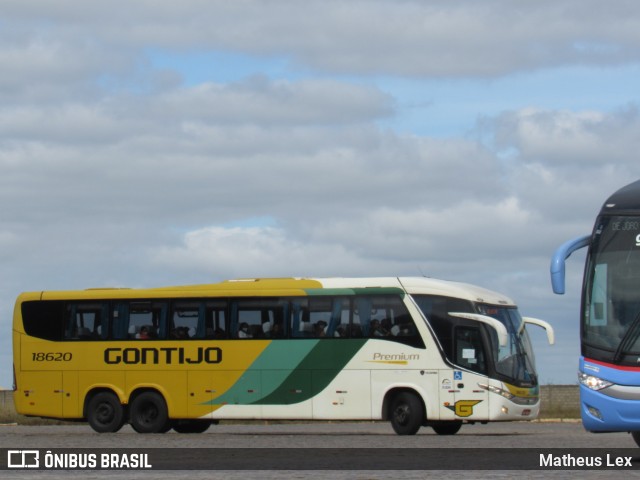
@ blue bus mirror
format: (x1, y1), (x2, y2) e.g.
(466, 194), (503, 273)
(550, 235), (591, 294)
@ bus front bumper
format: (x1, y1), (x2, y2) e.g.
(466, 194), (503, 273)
(580, 384), (640, 432)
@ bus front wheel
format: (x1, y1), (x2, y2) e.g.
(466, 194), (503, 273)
(390, 392), (423, 435)
(86, 392), (125, 433)
(129, 391), (170, 434)
(432, 422), (462, 435)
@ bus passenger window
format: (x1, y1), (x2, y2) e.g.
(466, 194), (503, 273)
(365, 295), (424, 348)
(233, 299), (286, 339)
(205, 302), (227, 339)
(125, 302), (166, 340)
(64, 303), (109, 340)
(171, 302), (200, 339)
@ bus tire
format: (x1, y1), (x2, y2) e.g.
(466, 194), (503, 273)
(632, 432), (640, 447)
(173, 420), (212, 434)
(432, 422), (462, 435)
(129, 391), (170, 434)
(86, 392), (125, 433)
(390, 391), (423, 435)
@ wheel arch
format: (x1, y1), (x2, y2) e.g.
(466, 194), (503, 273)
(381, 386), (427, 422)
(128, 385), (174, 417)
(83, 386), (126, 419)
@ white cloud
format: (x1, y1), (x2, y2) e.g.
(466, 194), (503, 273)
(491, 107), (640, 165)
(5, 0), (640, 79)
(150, 226), (362, 279)
(158, 77), (394, 126)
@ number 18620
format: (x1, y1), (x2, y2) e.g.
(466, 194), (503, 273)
(32, 352), (72, 362)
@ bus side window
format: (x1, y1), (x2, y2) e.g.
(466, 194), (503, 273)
(308, 298), (333, 338)
(454, 326), (486, 374)
(291, 299), (307, 338)
(359, 295), (424, 348)
(64, 302), (109, 340)
(170, 302), (200, 340)
(125, 302), (167, 340)
(205, 301), (227, 339)
(232, 299), (285, 339)
(334, 298), (351, 338)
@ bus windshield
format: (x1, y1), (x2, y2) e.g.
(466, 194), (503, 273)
(477, 304), (537, 385)
(583, 215), (640, 363)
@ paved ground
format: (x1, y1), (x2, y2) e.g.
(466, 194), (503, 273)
(0, 421), (638, 479)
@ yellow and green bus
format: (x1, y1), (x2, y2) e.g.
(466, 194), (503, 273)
(12, 277), (553, 435)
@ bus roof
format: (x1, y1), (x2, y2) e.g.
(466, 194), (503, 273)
(396, 277), (516, 306)
(21, 276), (516, 307)
(600, 179), (640, 215)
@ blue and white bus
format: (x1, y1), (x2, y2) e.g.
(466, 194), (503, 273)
(551, 179), (640, 445)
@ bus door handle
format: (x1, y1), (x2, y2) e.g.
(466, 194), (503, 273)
(457, 383), (464, 388)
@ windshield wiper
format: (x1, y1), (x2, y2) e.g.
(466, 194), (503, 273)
(612, 310), (640, 364)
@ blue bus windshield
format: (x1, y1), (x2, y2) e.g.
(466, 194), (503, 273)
(584, 215), (640, 364)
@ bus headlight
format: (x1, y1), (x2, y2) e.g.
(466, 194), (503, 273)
(478, 383), (538, 405)
(579, 372), (613, 391)
(478, 383), (514, 400)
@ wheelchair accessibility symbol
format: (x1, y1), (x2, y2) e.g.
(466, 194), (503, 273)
(453, 371), (462, 380)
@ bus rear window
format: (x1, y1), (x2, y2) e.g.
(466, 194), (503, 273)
(21, 301), (66, 341)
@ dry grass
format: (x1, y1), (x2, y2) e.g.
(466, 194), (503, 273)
(0, 403), (78, 425)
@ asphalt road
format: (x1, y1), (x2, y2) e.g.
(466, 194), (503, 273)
(1, 421), (639, 479)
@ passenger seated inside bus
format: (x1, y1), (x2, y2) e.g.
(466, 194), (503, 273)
(370, 319), (390, 337)
(137, 326), (150, 340)
(390, 316), (414, 336)
(170, 326), (190, 339)
(313, 321), (327, 337)
(267, 322), (284, 338)
(238, 322), (252, 338)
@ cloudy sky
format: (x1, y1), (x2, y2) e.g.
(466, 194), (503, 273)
(2, 0), (640, 388)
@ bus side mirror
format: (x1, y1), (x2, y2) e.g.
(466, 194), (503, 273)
(550, 235), (591, 294)
(520, 317), (555, 345)
(448, 312), (508, 347)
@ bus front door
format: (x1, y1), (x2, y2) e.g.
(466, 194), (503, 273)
(438, 369), (489, 420)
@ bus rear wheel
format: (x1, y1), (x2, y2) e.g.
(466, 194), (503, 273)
(390, 392), (423, 435)
(173, 420), (213, 434)
(129, 391), (170, 434)
(86, 392), (125, 433)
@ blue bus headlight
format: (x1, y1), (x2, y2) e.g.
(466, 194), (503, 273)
(579, 372), (613, 391)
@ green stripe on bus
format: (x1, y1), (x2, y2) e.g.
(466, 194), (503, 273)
(204, 339), (368, 407)
(304, 288), (356, 296)
(254, 339), (368, 405)
(206, 340), (318, 406)
(352, 287), (405, 297)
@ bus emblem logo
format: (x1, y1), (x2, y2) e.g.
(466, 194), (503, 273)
(445, 400), (482, 417)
